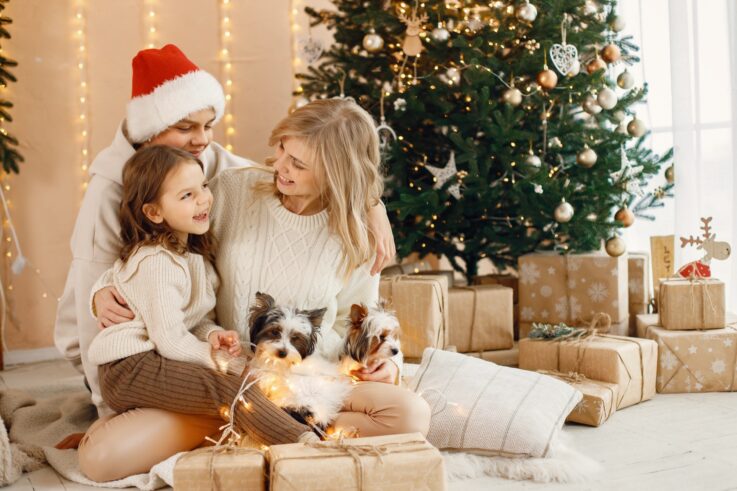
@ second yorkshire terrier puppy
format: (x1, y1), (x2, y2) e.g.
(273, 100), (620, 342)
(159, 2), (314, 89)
(248, 292), (352, 428)
(340, 301), (401, 377)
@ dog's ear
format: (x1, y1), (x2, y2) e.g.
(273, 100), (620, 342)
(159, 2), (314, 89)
(248, 292), (275, 341)
(349, 304), (369, 329)
(301, 308), (327, 330)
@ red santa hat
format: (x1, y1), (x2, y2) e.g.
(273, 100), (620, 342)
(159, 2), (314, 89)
(126, 44), (225, 143)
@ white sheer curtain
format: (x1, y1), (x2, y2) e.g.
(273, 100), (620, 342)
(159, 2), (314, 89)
(618, 0), (736, 311)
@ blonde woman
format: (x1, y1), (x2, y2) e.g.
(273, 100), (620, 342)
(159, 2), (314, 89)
(81, 98), (430, 482)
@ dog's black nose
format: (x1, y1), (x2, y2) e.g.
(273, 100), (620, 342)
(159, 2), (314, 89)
(277, 349), (288, 358)
(391, 347), (399, 356)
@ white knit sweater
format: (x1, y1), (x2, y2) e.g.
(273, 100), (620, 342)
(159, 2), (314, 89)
(87, 245), (222, 369)
(210, 166), (390, 362)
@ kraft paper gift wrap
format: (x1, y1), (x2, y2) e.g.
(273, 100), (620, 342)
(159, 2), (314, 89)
(381, 261), (432, 276)
(466, 342), (519, 367)
(472, 274), (519, 302)
(448, 284), (514, 352)
(518, 252), (629, 325)
(636, 313), (737, 393)
(628, 252), (650, 307)
(658, 278), (726, 330)
(518, 334), (657, 409)
(540, 372), (619, 427)
(379, 275), (449, 360)
(268, 432), (445, 491)
(411, 269), (457, 288)
(174, 447), (266, 491)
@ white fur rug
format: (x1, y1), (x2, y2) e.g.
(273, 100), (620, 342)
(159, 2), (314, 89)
(0, 383), (599, 489)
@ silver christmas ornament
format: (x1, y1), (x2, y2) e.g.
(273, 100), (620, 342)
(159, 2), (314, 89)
(597, 87), (618, 110)
(502, 87), (523, 106)
(610, 15), (626, 32)
(566, 59), (581, 77)
(445, 67), (461, 85)
(554, 200), (575, 223)
(362, 29), (384, 52)
(431, 25), (450, 42)
(617, 70), (635, 89)
(582, 94), (602, 115)
(627, 117), (647, 137)
(516, 1), (538, 23)
(426, 151), (462, 199)
(523, 153), (542, 173)
(612, 109), (626, 122)
(576, 145), (598, 168)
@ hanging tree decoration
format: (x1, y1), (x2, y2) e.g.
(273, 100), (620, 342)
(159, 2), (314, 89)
(398, 3), (428, 57)
(549, 15), (579, 77)
(0, 0), (22, 173)
(426, 151), (462, 200)
(375, 90), (397, 158)
(298, 27), (324, 64)
(610, 146), (644, 196)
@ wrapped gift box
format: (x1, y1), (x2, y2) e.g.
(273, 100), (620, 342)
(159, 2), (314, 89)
(381, 261), (432, 276)
(518, 252), (629, 326)
(519, 318), (629, 339)
(174, 447), (265, 491)
(540, 372), (619, 427)
(380, 275), (449, 360)
(268, 432), (445, 491)
(636, 313), (737, 393)
(411, 269), (457, 288)
(472, 274), (519, 303)
(466, 343), (519, 367)
(518, 334), (657, 409)
(658, 278), (725, 330)
(448, 285), (514, 352)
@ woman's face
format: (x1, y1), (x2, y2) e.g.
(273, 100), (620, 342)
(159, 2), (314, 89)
(273, 137), (320, 204)
(145, 108), (216, 158)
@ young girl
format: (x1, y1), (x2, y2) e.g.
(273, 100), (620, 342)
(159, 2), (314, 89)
(81, 145), (316, 480)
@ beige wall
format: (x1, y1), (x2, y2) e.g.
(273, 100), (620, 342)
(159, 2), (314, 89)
(2, 0), (300, 351)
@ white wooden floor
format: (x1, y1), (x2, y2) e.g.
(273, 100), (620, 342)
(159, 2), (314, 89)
(2, 359), (737, 490)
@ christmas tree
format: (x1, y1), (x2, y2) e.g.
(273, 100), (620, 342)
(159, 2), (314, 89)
(298, 0), (672, 283)
(0, 0), (22, 174)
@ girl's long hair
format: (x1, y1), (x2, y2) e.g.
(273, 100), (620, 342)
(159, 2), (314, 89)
(119, 145), (216, 263)
(258, 98), (383, 277)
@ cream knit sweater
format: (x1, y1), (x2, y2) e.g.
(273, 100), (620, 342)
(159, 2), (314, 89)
(210, 166), (392, 363)
(87, 245), (222, 369)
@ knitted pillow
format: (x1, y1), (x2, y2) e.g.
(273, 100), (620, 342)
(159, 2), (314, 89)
(410, 348), (581, 458)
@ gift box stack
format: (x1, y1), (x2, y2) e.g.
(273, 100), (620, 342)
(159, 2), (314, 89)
(518, 252), (630, 338)
(381, 262), (518, 366)
(174, 432), (446, 490)
(635, 276), (736, 394)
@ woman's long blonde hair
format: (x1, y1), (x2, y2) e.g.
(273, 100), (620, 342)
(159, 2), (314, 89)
(260, 98), (383, 277)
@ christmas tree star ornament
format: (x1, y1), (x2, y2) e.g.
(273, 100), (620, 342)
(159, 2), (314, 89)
(610, 146), (644, 196)
(426, 151), (462, 199)
(550, 15), (579, 76)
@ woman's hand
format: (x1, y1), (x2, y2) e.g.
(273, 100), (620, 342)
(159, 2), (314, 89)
(367, 201), (396, 276)
(94, 287), (135, 329)
(352, 360), (399, 384)
(208, 330), (242, 356)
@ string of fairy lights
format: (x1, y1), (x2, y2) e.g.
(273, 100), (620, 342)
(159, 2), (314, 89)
(144, 0), (158, 48)
(219, 0), (236, 152)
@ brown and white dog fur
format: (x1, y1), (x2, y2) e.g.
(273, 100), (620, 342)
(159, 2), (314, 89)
(340, 301), (401, 377)
(248, 292), (352, 428)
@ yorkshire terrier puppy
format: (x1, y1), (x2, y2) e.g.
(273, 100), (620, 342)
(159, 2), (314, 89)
(248, 292), (352, 428)
(340, 301), (401, 377)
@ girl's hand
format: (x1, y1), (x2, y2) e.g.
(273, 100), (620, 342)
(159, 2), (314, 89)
(208, 330), (242, 356)
(352, 360), (399, 384)
(94, 287), (135, 329)
(367, 201), (397, 276)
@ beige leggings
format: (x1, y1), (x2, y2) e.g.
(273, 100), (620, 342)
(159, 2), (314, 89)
(78, 381), (430, 483)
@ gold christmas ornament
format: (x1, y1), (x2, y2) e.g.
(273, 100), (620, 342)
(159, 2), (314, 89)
(627, 117), (647, 137)
(362, 29), (384, 52)
(601, 44), (621, 63)
(605, 236), (626, 257)
(516, 1), (538, 23)
(576, 145), (598, 168)
(615, 205), (635, 227)
(536, 67), (558, 91)
(665, 164), (674, 183)
(610, 15), (626, 32)
(502, 87), (523, 106)
(586, 57), (607, 74)
(597, 87), (618, 110)
(554, 200), (575, 223)
(582, 94), (602, 115)
(617, 69), (635, 89)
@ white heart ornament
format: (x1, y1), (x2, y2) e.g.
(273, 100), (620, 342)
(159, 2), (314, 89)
(549, 43), (579, 76)
(298, 36), (324, 64)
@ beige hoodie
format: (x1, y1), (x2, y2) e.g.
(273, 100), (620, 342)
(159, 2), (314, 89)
(54, 121), (252, 415)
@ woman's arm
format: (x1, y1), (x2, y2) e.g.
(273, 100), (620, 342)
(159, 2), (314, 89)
(367, 201), (396, 276)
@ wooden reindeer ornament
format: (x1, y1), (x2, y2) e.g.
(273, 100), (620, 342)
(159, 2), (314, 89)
(398, 6), (428, 57)
(677, 217), (731, 279)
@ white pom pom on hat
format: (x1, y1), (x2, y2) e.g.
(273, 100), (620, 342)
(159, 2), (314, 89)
(126, 44), (225, 143)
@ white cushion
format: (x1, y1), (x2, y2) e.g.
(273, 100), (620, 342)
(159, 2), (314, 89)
(410, 348), (582, 458)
